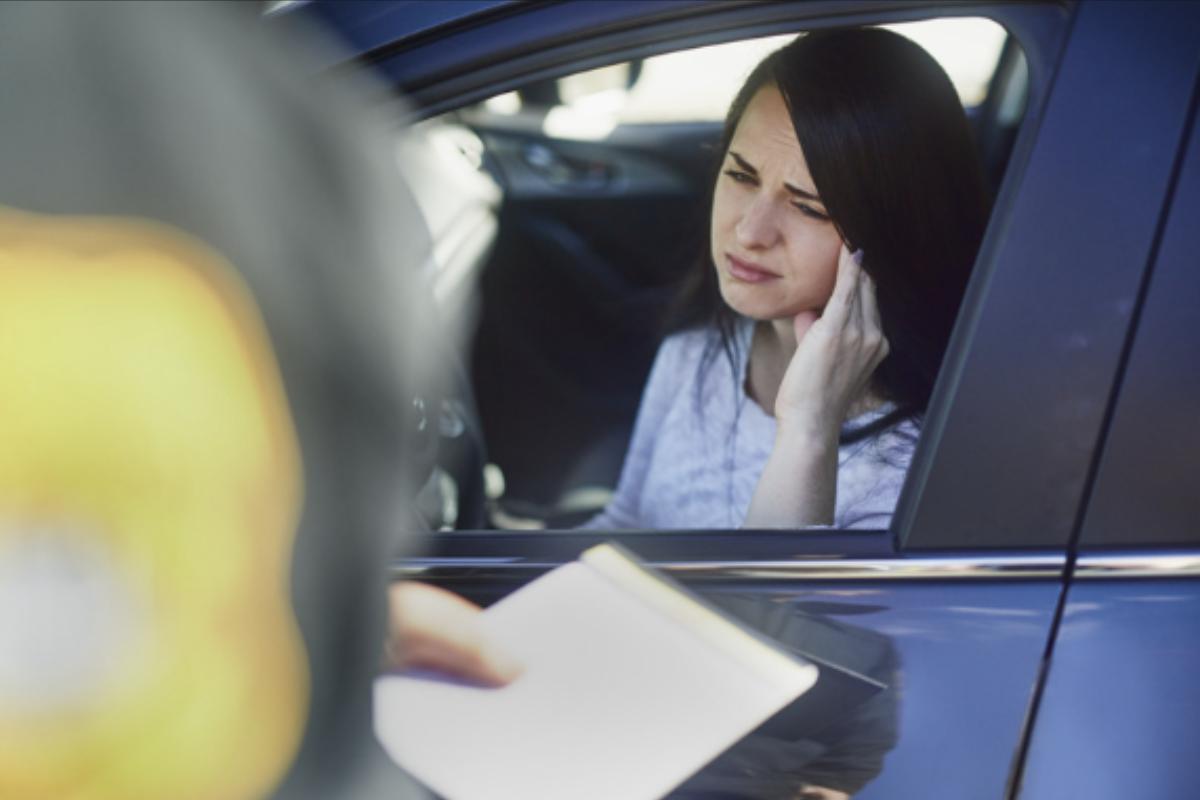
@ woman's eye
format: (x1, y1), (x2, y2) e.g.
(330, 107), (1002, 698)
(793, 203), (830, 221)
(722, 169), (755, 185)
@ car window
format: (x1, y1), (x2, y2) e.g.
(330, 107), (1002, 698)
(414, 19), (1030, 533)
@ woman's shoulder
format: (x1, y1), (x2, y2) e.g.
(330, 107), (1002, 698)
(650, 324), (722, 377)
(657, 317), (752, 368)
(659, 324), (719, 354)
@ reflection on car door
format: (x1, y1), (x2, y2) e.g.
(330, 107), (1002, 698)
(401, 530), (1064, 798)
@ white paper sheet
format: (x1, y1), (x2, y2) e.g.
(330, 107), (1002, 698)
(375, 556), (817, 800)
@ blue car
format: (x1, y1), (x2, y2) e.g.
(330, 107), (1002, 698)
(286, 1), (1200, 797)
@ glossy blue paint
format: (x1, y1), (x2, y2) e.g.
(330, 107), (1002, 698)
(1016, 580), (1200, 799)
(696, 581), (1060, 799)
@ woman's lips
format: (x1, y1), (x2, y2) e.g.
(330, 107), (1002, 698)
(726, 254), (780, 283)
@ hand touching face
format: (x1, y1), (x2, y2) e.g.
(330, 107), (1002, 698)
(710, 84), (843, 322)
(773, 245), (889, 433)
(742, 245), (890, 529)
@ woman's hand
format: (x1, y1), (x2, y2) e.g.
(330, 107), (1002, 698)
(773, 245), (889, 438)
(385, 581), (522, 686)
(744, 245), (888, 528)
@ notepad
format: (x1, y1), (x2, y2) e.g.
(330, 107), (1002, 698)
(373, 543), (819, 800)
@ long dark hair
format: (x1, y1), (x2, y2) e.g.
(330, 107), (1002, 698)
(669, 27), (990, 424)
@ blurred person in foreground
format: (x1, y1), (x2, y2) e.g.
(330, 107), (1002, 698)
(0, 2), (511, 799)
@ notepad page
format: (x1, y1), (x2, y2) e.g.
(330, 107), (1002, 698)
(581, 543), (817, 693)
(374, 560), (817, 800)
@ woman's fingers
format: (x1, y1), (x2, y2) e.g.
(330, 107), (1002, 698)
(822, 244), (861, 329)
(857, 260), (889, 367)
(846, 249), (866, 334)
(774, 246), (885, 426)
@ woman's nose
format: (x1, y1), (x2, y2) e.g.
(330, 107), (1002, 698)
(734, 193), (780, 249)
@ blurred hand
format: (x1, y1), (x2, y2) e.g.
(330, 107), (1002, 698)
(385, 581), (522, 686)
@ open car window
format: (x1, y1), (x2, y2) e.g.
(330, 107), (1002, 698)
(474, 17), (1010, 132)
(408, 18), (1030, 534)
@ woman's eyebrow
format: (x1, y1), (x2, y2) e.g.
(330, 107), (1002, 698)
(728, 150), (822, 203)
(784, 183), (822, 203)
(728, 150), (759, 176)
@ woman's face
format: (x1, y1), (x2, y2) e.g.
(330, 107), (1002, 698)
(710, 84), (843, 322)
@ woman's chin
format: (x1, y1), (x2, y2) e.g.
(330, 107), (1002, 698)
(718, 287), (808, 323)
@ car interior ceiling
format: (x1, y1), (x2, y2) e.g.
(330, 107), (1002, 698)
(407, 31), (1029, 531)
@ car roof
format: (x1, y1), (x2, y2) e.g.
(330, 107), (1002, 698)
(274, 0), (519, 62)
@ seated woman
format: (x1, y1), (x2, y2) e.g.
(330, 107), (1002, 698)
(587, 27), (989, 531)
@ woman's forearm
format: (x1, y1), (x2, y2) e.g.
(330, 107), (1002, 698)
(744, 424), (838, 528)
(744, 248), (886, 529)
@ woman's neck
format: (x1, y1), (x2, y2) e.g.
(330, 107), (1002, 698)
(765, 316), (800, 359)
(743, 319), (795, 415)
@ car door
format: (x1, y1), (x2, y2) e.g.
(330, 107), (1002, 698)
(1014, 51), (1200, 798)
(291, 0), (1200, 796)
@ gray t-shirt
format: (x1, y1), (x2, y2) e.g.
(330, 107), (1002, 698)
(587, 319), (918, 530)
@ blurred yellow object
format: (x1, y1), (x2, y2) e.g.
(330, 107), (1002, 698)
(0, 208), (308, 799)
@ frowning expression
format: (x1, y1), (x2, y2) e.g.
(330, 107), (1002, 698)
(710, 84), (843, 321)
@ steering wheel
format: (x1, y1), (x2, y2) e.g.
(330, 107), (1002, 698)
(409, 352), (489, 531)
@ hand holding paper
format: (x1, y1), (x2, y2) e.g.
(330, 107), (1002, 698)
(375, 544), (819, 800)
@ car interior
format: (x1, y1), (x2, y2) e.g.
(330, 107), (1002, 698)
(398, 18), (1030, 532)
